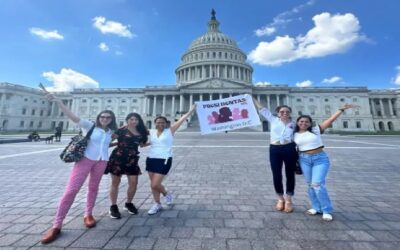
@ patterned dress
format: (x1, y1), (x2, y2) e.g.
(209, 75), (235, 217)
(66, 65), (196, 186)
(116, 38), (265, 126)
(105, 127), (142, 176)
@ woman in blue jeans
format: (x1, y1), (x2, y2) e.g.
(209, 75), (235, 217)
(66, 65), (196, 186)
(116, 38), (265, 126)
(294, 104), (357, 221)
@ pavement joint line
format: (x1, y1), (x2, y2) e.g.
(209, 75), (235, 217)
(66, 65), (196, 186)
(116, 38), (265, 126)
(0, 146), (397, 160)
(325, 138), (400, 147)
(0, 148), (64, 159)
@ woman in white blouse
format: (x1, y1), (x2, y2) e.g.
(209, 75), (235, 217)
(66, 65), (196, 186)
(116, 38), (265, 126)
(146, 105), (196, 215)
(253, 98), (298, 213)
(41, 93), (117, 244)
(294, 104), (356, 221)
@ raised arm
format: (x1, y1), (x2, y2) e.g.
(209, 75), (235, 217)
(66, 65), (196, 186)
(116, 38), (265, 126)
(252, 97), (264, 110)
(252, 96), (273, 122)
(45, 93), (80, 123)
(319, 103), (359, 131)
(170, 104), (196, 135)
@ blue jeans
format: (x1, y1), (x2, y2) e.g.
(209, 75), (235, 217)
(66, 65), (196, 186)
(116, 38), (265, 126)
(299, 151), (333, 213)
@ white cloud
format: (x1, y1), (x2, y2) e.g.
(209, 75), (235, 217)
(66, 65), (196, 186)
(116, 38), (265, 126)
(254, 81), (272, 86)
(322, 76), (342, 84)
(296, 80), (313, 87)
(42, 68), (99, 92)
(249, 12), (366, 66)
(93, 16), (134, 38)
(255, 27), (276, 37)
(393, 66), (400, 85)
(255, 0), (316, 37)
(30, 27), (64, 40)
(98, 42), (109, 52)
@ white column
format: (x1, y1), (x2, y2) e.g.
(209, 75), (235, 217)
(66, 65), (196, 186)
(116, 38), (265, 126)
(51, 102), (56, 116)
(189, 94), (193, 107)
(267, 95), (271, 110)
(142, 97), (147, 114)
(370, 99), (377, 116)
(277, 95), (280, 106)
(200, 94), (203, 101)
(219, 93), (222, 99)
(229, 93), (232, 97)
(209, 93), (212, 100)
(162, 95), (166, 116)
(179, 94), (184, 113)
(231, 66), (235, 79)
(388, 98), (394, 116)
(152, 96), (157, 116)
(286, 95), (289, 106)
(171, 95), (175, 116)
(379, 99), (384, 116)
(257, 95), (260, 102)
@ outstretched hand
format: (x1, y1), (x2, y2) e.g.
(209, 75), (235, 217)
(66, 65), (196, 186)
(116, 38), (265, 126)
(340, 103), (360, 110)
(45, 93), (59, 103)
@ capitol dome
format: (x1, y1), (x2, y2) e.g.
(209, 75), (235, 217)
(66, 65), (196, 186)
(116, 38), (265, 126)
(175, 9), (253, 86)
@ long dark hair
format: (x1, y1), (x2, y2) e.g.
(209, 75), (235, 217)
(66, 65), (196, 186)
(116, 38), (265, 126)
(126, 112), (148, 143)
(294, 115), (313, 133)
(96, 110), (117, 131)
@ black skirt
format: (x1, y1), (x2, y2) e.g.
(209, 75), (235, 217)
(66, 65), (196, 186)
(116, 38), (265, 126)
(146, 157), (172, 175)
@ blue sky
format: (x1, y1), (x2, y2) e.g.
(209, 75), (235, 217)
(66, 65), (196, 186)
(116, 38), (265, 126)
(1, 0), (399, 91)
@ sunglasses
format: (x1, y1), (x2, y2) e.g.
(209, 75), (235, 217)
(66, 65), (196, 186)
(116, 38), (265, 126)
(100, 116), (112, 119)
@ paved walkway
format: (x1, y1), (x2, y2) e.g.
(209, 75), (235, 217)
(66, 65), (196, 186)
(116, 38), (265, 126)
(0, 132), (400, 249)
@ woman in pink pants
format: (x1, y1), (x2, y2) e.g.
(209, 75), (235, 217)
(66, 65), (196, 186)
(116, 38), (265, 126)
(41, 93), (117, 244)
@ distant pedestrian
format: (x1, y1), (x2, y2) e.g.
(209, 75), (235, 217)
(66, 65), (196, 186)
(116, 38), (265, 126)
(146, 105), (196, 215)
(41, 93), (117, 244)
(105, 113), (149, 219)
(253, 98), (298, 213)
(55, 126), (62, 142)
(294, 104), (358, 221)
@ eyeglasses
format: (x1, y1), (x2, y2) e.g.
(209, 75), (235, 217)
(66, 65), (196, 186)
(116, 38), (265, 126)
(100, 116), (112, 119)
(279, 111), (291, 114)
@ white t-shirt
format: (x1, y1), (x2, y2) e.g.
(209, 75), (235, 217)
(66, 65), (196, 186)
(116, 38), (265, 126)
(79, 119), (113, 161)
(294, 126), (324, 152)
(147, 128), (173, 159)
(259, 108), (295, 144)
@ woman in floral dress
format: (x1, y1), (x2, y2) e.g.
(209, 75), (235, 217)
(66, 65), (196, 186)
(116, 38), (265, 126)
(105, 113), (148, 219)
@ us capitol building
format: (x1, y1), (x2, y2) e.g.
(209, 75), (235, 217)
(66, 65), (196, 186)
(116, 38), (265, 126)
(1, 11), (399, 132)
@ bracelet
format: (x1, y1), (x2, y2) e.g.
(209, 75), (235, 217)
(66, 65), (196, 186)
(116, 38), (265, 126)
(339, 108), (345, 112)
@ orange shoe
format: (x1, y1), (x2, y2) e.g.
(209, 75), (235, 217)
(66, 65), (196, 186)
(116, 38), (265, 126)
(41, 227), (61, 244)
(284, 201), (294, 213)
(276, 199), (285, 211)
(84, 215), (96, 228)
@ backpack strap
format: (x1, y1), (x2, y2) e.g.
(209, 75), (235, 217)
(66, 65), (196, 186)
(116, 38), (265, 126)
(85, 124), (96, 139)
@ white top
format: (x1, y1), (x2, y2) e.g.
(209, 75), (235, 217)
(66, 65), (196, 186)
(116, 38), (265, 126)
(294, 126), (324, 152)
(148, 128), (173, 159)
(259, 108), (295, 144)
(79, 119), (113, 161)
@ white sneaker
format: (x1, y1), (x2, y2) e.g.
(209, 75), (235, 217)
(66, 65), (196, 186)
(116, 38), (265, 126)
(322, 213), (333, 221)
(148, 203), (162, 215)
(307, 209), (319, 215)
(165, 192), (173, 205)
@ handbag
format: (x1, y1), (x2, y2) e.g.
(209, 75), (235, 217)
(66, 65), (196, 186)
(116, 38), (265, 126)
(294, 145), (303, 175)
(295, 160), (303, 175)
(60, 124), (96, 163)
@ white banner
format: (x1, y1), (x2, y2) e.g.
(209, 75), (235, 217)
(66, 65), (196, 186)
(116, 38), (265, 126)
(195, 94), (261, 135)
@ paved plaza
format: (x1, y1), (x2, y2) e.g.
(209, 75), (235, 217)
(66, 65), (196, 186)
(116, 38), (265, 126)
(0, 131), (400, 249)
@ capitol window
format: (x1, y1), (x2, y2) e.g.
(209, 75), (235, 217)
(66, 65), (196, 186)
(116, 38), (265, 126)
(324, 98), (329, 102)
(24, 98), (28, 102)
(225, 52), (227, 58)
(213, 52), (216, 58)
(132, 99), (137, 103)
(22, 108), (26, 115)
(309, 98), (314, 102)
(82, 99), (87, 103)
(356, 121), (362, 128)
(343, 121), (348, 128)
(108, 99), (112, 103)
(20, 121), (24, 127)
(121, 99), (126, 103)
(93, 99), (98, 103)
(296, 98), (301, 102)
(353, 98), (358, 102)
(340, 98), (345, 102)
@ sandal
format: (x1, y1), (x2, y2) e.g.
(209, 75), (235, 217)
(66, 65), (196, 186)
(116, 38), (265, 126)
(276, 199), (285, 211)
(284, 201), (294, 213)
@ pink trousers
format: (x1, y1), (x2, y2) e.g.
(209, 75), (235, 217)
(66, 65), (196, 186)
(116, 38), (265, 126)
(53, 157), (107, 228)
